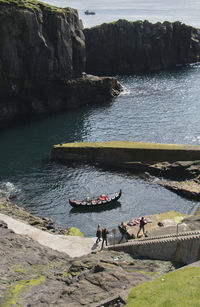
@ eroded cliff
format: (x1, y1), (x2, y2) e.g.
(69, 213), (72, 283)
(0, 0), (122, 126)
(84, 19), (200, 74)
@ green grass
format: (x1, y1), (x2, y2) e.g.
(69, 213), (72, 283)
(0, 0), (71, 12)
(126, 266), (200, 307)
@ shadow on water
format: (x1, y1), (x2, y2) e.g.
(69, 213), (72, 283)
(70, 200), (121, 214)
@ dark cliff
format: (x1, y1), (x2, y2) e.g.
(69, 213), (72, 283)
(84, 19), (200, 75)
(0, 0), (122, 126)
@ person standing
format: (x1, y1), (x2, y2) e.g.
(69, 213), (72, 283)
(118, 222), (128, 243)
(137, 217), (146, 237)
(96, 224), (102, 244)
(100, 227), (109, 250)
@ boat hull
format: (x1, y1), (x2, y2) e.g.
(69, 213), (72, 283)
(69, 190), (122, 208)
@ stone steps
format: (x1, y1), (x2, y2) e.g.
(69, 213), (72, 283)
(108, 231), (200, 249)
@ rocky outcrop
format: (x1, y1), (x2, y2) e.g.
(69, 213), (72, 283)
(0, 219), (177, 306)
(84, 19), (200, 74)
(0, 1), (122, 127)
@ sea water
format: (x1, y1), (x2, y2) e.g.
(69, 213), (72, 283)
(0, 0), (200, 236)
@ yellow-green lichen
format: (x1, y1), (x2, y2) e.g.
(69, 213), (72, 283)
(2, 275), (46, 307)
(68, 227), (84, 237)
(158, 211), (184, 221)
(12, 265), (26, 274)
(195, 206), (200, 216)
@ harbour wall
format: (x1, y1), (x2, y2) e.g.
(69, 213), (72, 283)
(50, 141), (200, 164)
(107, 231), (200, 264)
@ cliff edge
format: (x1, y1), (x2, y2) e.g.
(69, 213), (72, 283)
(0, 0), (122, 126)
(84, 19), (200, 74)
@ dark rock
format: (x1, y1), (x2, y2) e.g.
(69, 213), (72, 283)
(84, 19), (200, 75)
(0, 220), (8, 228)
(0, 1), (122, 127)
(0, 222), (179, 307)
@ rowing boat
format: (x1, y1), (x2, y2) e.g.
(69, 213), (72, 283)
(69, 189), (122, 208)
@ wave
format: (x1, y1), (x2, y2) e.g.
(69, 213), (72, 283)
(0, 182), (21, 200)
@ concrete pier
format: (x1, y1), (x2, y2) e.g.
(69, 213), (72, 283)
(50, 141), (200, 164)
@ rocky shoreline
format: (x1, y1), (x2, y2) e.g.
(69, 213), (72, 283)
(0, 198), (182, 306)
(101, 159), (200, 202)
(0, 197), (71, 235)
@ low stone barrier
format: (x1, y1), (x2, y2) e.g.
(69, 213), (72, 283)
(50, 141), (200, 164)
(107, 231), (200, 264)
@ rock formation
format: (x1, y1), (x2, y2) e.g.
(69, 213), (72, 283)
(84, 19), (200, 74)
(0, 1), (122, 127)
(0, 218), (177, 306)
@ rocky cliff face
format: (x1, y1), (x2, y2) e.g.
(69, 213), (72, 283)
(84, 19), (200, 74)
(0, 1), (121, 126)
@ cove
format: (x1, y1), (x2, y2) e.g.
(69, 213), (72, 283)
(0, 70), (200, 236)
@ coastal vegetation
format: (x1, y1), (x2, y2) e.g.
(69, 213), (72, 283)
(126, 266), (200, 307)
(0, 0), (71, 12)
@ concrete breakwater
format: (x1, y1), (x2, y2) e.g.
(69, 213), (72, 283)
(50, 141), (200, 164)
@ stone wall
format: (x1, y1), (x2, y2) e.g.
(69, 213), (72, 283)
(108, 231), (200, 264)
(50, 141), (200, 164)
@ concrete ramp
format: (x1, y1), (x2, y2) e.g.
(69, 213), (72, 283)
(0, 213), (97, 258)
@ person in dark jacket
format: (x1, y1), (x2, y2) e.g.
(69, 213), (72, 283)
(96, 224), (102, 244)
(100, 227), (109, 250)
(118, 222), (128, 243)
(137, 217), (146, 237)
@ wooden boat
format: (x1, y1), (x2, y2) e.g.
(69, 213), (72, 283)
(69, 189), (122, 208)
(85, 10), (95, 15)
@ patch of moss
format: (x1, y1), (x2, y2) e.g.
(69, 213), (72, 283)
(136, 270), (158, 277)
(195, 206), (200, 216)
(68, 227), (84, 237)
(0, 0), (71, 13)
(59, 268), (71, 277)
(12, 265), (26, 274)
(2, 275), (46, 307)
(126, 267), (200, 307)
(158, 210), (184, 221)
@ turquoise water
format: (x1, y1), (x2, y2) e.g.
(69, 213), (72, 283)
(1, 69), (200, 236)
(0, 1), (200, 236)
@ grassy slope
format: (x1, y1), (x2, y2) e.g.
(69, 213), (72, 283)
(126, 266), (200, 307)
(0, 0), (71, 12)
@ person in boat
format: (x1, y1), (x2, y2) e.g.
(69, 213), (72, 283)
(99, 194), (108, 201)
(137, 217), (146, 238)
(100, 227), (109, 250)
(118, 222), (128, 243)
(96, 224), (102, 244)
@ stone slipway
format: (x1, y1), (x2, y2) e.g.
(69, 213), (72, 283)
(0, 213), (97, 258)
(50, 141), (200, 164)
